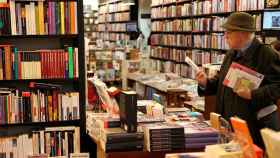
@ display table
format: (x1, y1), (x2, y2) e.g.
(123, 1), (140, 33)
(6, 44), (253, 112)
(88, 133), (203, 158)
(126, 72), (196, 107)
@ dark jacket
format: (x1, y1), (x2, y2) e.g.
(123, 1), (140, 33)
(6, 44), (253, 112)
(198, 38), (280, 146)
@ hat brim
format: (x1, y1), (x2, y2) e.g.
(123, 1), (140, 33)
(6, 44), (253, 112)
(221, 23), (256, 32)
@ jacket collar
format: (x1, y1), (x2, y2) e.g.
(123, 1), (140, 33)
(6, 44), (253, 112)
(230, 38), (261, 62)
(242, 38), (261, 61)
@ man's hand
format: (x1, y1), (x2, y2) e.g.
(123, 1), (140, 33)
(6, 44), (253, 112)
(234, 87), (252, 100)
(195, 70), (207, 87)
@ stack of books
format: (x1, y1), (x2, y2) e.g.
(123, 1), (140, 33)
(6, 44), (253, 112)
(143, 122), (185, 152)
(181, 122), (219, 149)
(100, 128), (144, 152)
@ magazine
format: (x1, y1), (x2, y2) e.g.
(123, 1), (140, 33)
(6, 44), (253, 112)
(223, 62), (264, 90)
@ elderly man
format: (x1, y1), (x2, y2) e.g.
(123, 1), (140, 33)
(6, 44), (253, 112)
(196, 12), (280, 148)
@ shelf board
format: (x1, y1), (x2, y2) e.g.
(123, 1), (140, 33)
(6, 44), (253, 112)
(151, 44), (227, 52)
(99, 21), (131, 24)
(151, 10), (263, 21)
(151, 1), (176, 8)
(108, 0), (122, 4)
(108, 10), (130, 14)
(151, 31), (192, 34)
(176, 0), (192, 4)
(150, 56), (186, 64)
(0, 34), (78, 39)
(0, 78), (79, 84)
(151, 31), (224, 34)
(0, 120), (80, 128)
(151, 0), (192, 8)
(192, 47), (227, 52)
(151, 44), (192, 49)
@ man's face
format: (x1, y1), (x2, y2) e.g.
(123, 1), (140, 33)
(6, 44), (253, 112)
(224, 31), (249, 49)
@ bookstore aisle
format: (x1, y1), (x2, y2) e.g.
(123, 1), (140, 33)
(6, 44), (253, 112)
(1, 0), (280, 157)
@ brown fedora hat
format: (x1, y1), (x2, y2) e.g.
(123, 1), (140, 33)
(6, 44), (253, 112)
(221, 12), (256, 32)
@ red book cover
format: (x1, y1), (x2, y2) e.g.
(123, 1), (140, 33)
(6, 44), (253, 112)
(41, 51), (45, 79)
(46, 51), (49, 79)
(53, 50), (57, 78)
(52, 91), (58, 121)
(48, 94), (53, 121)
(64, 50), (68, 78)
(3, 46), (12, 80)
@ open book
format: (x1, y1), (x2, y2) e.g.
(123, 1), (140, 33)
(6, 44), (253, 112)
(223, 62), (264, 91)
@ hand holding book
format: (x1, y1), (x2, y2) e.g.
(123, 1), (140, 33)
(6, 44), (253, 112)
(185, 56), (199, 73)
(234, 87), (252, 100)
(223, 62), (264, 90)
(195, 70), (207, 87)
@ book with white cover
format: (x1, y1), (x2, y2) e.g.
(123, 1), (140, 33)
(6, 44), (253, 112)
(185, 56), (199, 73)
(223, 62), (264, 90)
(260, 128), (280, 158)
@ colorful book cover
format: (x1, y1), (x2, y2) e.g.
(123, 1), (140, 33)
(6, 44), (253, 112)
(230, 117), (257, 158)
(68, 47), (73, 78)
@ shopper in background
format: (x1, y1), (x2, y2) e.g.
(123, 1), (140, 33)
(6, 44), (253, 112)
(195, 12), (280, 148)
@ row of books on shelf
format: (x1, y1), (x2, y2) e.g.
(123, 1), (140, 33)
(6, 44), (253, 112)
(194, 0), (235, 15)
(150, 34), (227, 49)
(106, 12), (130, 22)
(95, 50), (124, 61)
(0, 89), (79, 124)
(0, 45), (78, 80)
(151, 59), (196, 78)
(151, 3), (192, 18)
(236, 0), (264, 11)
(151, 0), (264, 13)
(152, 19), (192, 32)
(98, 23), (127, 32)
(193, 34), (226, 49)
(151, 0), (184, 7)
(99, 5), (107, 14)
(151, 47), (224, 64)
(150, 34), (192, 47)
(97, 24), (107, 31)
(108, 3), (130, 13)
(85, 25), (97, 32)
(0, 1), (78, 36)
(152, 15), (261, 32)
(97, 32), (129, 41)
(0, 126), (80, 158)
(98, 12), (130, 23)
(84, 17), (96, 25)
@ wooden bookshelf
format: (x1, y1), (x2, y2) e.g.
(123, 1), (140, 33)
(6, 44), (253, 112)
(150, 0), (265, 78)
(0, 34), (78, 39)
(0, 120), (80, 128)
(0, 0), (86, 154)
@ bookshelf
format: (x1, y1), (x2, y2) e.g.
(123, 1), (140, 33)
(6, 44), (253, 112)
(84, 8), (98, 78)
(0, 0), (86, 156)
(96, 0), (138, 43)
(150, 0), (266, 78)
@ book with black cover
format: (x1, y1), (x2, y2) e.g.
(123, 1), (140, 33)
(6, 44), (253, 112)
(101, 128), (144, 143)
(119, 91), (137, 133)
